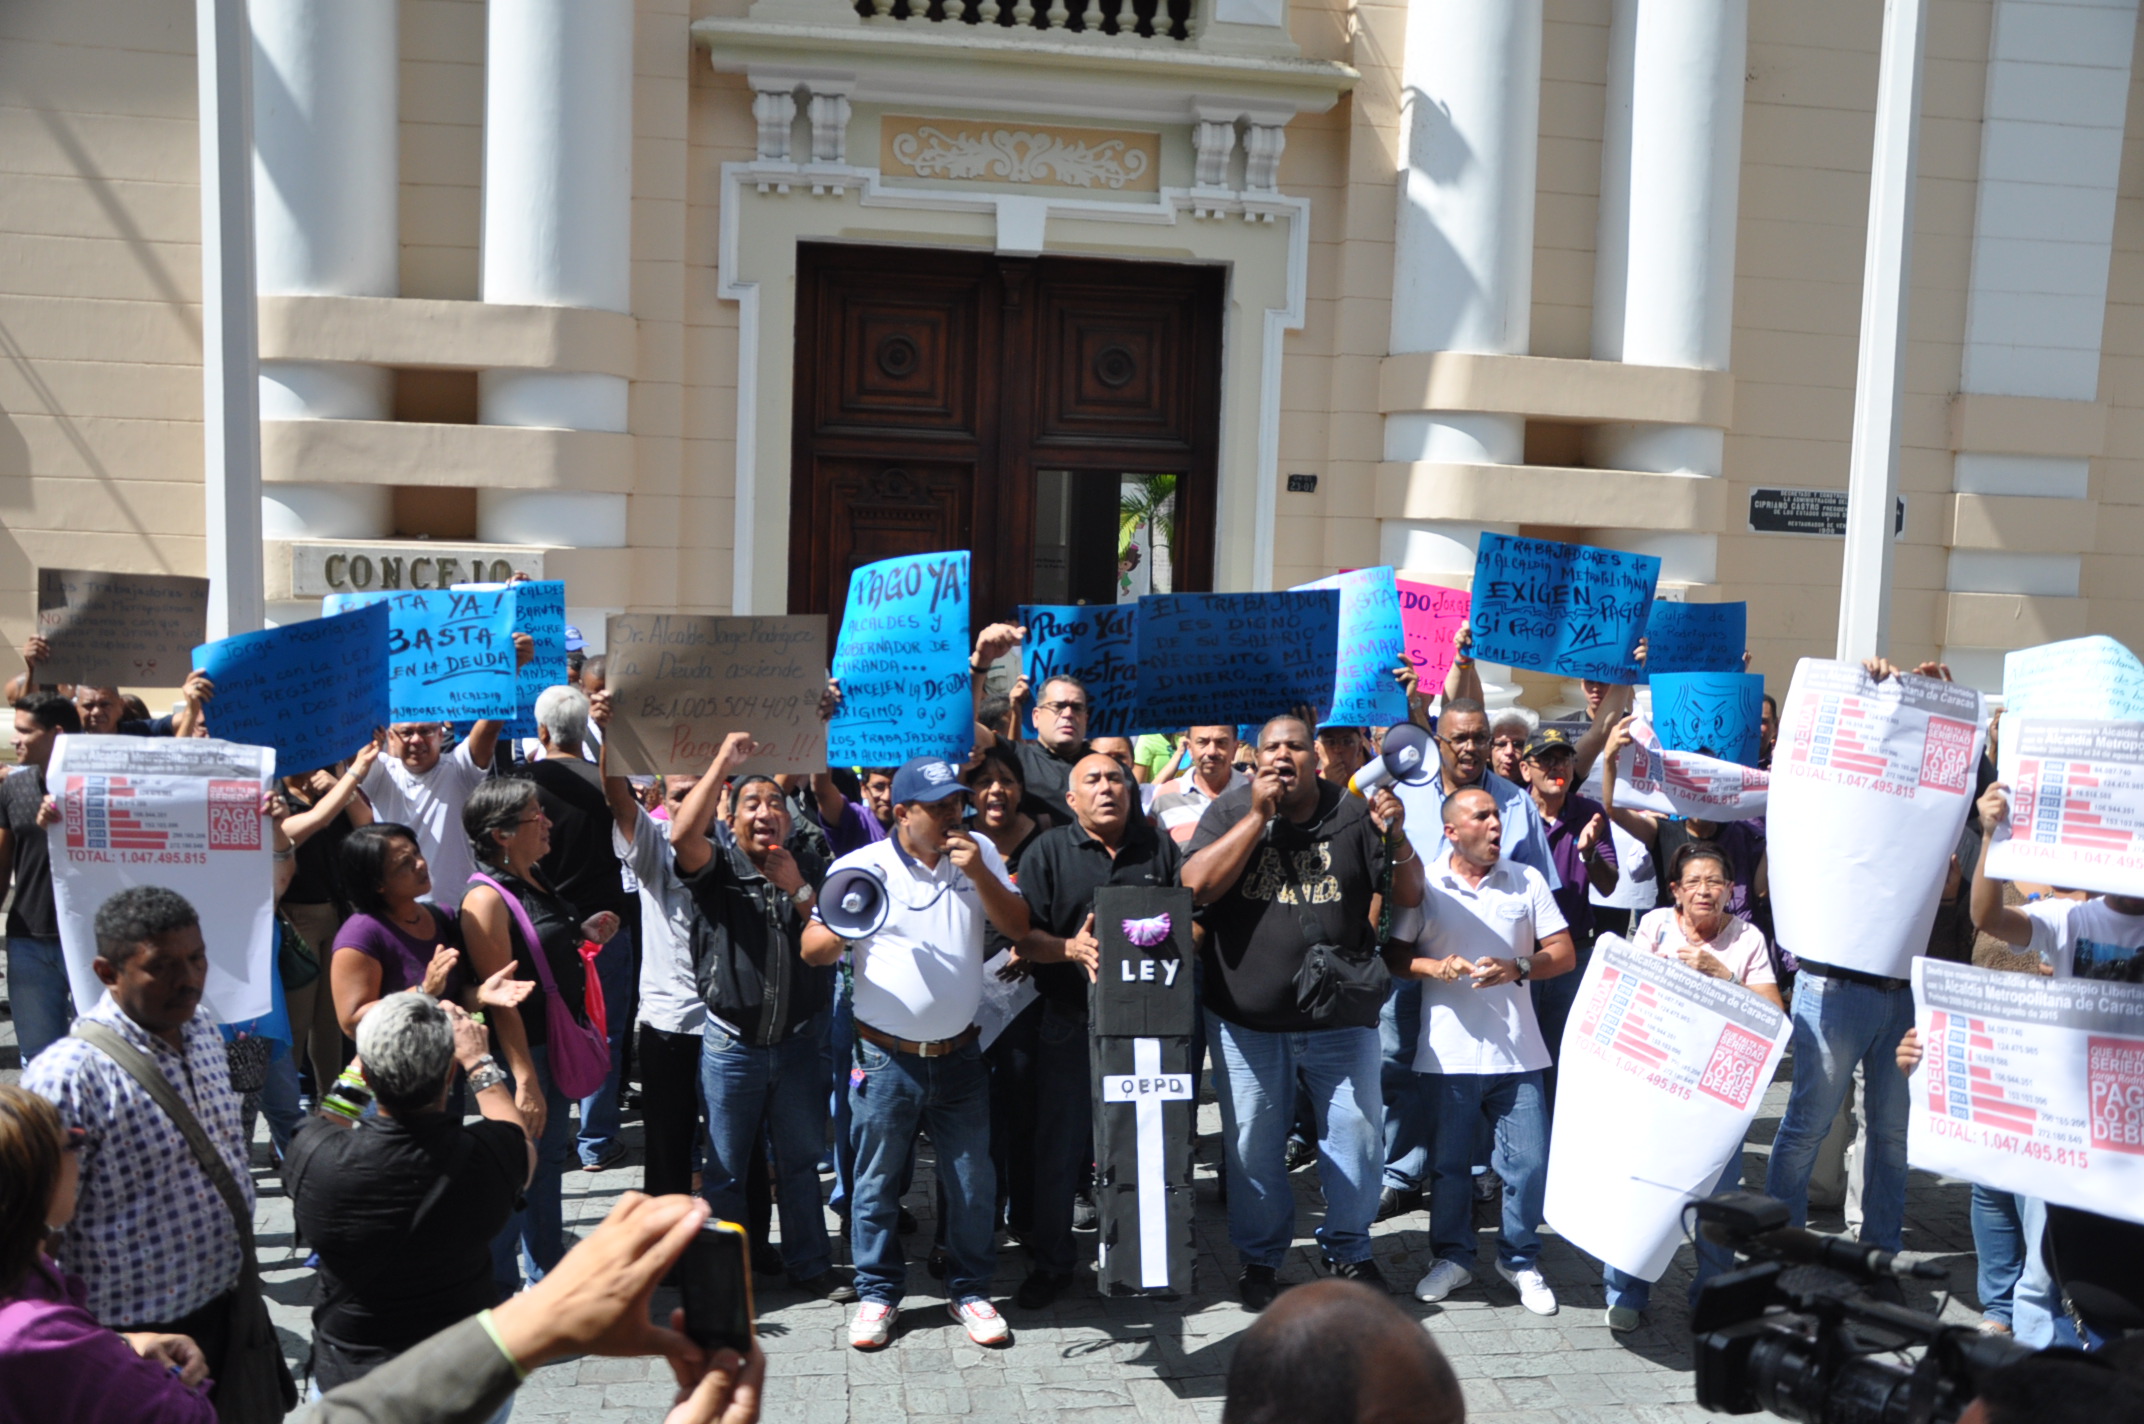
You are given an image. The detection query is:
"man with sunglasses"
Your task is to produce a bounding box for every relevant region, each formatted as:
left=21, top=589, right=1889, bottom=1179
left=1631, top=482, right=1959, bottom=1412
left=970, top=622, right=1093, bottom=823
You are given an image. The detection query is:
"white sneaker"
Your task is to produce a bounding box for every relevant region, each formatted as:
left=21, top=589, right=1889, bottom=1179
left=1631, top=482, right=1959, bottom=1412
left=848, top=1301, right=897, bottom=1350
left=950, top=1297, right=1011, bottom=1346
left=1412, top=1259, right=1473, bottom=1303
left=1496, top=1260, right=1558, bottom=1315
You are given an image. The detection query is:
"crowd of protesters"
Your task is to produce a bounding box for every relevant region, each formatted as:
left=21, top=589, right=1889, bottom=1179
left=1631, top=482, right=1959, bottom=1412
left=1, top=601, right=2141, bottom=1424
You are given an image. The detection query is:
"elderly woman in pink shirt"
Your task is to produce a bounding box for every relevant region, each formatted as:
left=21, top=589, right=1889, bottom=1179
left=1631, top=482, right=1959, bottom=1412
left=1600, top=840, right=1782, bottom=1332
left=0, top=1085, right=214, bottom=1423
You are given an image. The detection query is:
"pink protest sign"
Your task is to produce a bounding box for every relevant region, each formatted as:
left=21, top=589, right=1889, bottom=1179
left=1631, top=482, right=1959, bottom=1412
left=1397, top=580, right=1470, bottom=691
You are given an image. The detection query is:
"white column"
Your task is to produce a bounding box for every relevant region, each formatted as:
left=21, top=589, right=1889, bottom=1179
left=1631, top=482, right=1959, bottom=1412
left=251, top=0, right=398, bottom=541
left=477, top=0, right=634, bottom=548
left=1384, top=0, right=1541, bottom=710
left=200, top=0, right=265, bottom=638
left=1591, top=0, right=1747, bottom=478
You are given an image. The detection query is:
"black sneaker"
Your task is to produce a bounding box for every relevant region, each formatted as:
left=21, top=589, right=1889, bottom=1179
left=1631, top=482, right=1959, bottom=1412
left=793, top=1268, right=859, bottom=1303
left=1015, top=1268, right=1074, bottom=1310
left=1375, top=1186, right=1422, bottom=1222
left=1324, top=1256, right=1390, bottom=1293
left=1071, top=1191, right=1099, bottom=1232
left=1239, top=1264, right=1284, bottom=1311
left=1283, top=1136, right=1315, bottom=1171
left=752, top=1242, right=785, bottom=1278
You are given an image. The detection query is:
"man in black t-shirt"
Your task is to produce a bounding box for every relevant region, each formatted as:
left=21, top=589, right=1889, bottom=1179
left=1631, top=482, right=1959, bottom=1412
left=288, top=992, right=531, bottom=1391
left=1184, top=717, right=1424, bottom=1309
left=1011, top=752, right=1182, bottom=1310
left=1, top=692, right=81, bottom=1063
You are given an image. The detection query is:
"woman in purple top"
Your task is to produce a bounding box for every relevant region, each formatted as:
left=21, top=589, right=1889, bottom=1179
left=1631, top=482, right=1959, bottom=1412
left=0, top=1085, right=215, bottom=1424
left=330, top=823, right=530, bottom=1039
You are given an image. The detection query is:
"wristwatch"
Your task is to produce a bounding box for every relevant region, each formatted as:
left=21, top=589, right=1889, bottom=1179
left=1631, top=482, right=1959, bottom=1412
left=467, top=1055, right=510, bottom=1096
left=791, top=884, right=815, bottom=909
left=1513, top=955, right=1533, bottom=983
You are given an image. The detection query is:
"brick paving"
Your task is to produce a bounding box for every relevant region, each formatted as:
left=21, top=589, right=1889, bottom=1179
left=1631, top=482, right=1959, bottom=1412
left=3, top=1003, right=1984, bottom=1423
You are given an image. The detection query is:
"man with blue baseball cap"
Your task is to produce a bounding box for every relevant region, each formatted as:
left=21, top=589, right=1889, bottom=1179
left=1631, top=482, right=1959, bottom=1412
left=802, top=755, right=1031, bottom=1351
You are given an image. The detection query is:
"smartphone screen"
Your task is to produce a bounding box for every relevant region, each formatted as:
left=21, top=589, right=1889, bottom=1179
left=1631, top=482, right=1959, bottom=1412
left=679, top=1219, right=755, bottom=1353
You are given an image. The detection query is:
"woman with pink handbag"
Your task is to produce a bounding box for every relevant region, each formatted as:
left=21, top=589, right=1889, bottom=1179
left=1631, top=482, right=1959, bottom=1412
left=458, top=777, right=618, bottom=1297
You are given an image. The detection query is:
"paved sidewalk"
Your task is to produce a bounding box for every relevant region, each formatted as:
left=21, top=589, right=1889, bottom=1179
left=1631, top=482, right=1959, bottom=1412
left=3, top=1010, right=1983, bottom=1424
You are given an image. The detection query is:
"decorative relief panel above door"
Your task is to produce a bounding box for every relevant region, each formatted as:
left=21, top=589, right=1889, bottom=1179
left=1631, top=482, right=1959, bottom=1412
left=880, top=115, right=1161, bottom=192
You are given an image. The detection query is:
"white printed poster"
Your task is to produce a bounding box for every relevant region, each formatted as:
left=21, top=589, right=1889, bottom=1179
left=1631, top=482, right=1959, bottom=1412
left=1988, top=717, right=2144, bottom=898
left=46, top=737, right=278, bottom=1025
left=1544, top=936, right=1791, bottom=1281
left=1581, top=717, right=1768, bottom=822
left=1908, top=959, right=2144, bottom=1226
left=1767, top=659, right=1984, bottom=979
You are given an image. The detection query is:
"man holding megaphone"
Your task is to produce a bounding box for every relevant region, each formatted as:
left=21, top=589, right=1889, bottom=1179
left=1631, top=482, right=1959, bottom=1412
left=801, top=757, right=1031, bottom=1354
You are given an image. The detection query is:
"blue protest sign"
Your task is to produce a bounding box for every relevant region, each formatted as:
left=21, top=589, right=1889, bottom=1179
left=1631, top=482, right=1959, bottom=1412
left=1017, top=604, right=1144, bottom=737
left=455, top=579, right=567, bottom=737
left=1468, top=533, right=1659, bottom=683
left=1642, top=600, right=1745, bottom=677
left=1651, top=671, right=1765, bottom=767
left=194, top=604, right=390, bottom=773
left=829, top=552, right=973, bottom=765
left=1135, top=591, right=1339, bottom=729
left=323, top=588, right=518, bottom=722
left=1292, top=568, right=1410, bottom=729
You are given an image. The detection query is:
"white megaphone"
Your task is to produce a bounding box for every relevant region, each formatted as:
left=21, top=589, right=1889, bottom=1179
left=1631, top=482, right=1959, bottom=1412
left=818, top=865, right=890, bottom=939
left=1347, top=721, right=1433, bottom=797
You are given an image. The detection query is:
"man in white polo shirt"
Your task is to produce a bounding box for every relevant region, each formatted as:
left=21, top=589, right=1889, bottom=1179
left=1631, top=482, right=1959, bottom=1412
left=1397, top=786, right=1576, bottom=1316
left=802, top=755, right=1031, bottom=1352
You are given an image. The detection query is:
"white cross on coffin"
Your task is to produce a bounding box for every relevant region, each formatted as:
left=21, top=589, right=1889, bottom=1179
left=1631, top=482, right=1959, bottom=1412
left=1101, top=1037, right=1193, bottom=1288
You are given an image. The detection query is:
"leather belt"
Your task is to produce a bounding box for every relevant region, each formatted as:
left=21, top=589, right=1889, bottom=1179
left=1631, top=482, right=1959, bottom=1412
left=856, top=1021, right=980, bottom=1059
left=1796, top=958, right=1911, bottom=994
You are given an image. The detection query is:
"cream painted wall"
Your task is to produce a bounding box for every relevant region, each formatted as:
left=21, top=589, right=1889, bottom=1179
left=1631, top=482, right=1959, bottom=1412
left=2, top=0, right=2141, bottom=708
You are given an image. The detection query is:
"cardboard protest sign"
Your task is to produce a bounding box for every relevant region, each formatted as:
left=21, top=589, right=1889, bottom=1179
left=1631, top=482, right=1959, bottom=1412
left=604, top=614, right=828, bottom=776
left=1134, top=590, right=1338, bottom=730
left=1017, top=604, right=1143, bottom=737
left=1909, top=959, right=2144, bottom=1227
left=2005, top=635, right=2144, bottom=722
left=1651, top=671, right=1765, bottom=767
left=1987, top=717, right=2144, bottom=897
left=1396, top=580, right=1470, bottom=691
left=1468, top=534, right=1658, bottom=683
left=1292, top=568, right=1409, bottom=729
left=193, top=604, right=389, bottom=774
left=1768, top=659, right=1985, bottom=979
left=323, top=588, right=519, bottom=723
left=454, top=579, right=567, bottom=738
left=47, top=736, right=278, bottom=1024
left=36, top=568, right=209, bottom=688
left=1581, top=718, right=1768, bottom=822
left=1642, top=601, right=1746, bottom=676
left=1545, top=935, right=1791, bottom=1281
left=829, top=552, right=972, bottom=765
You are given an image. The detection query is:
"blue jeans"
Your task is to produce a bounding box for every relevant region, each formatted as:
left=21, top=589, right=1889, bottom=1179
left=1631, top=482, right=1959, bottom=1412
left=1972, top=1185, right=2027, bottom=1327
left=1763, top=971, right=1913, bottom=1251
left=829, top=979, right=855, bottom=1216
left=6, top=935, right=74, bottom=1066
left=1531, top=942, right=1590, bottom=1110
left=493, top=1043, right=576, bottom=1295
left=1379, top=982, right=1433, bottom=1191
left=2011, top=1195, right=2072, bottom=1347
left=1601, top=1159, right=1737, bottom=1312
left=577, top=928, right=635, bottom=1166
left=700, top=1010, right=833, bottom=1281
left=256, top=1049, right=306, bottom=1159
left=1212, top=1018, right=1383, bottom=1268
left=1427, top=1069, right=1547, bottom=1270
left=848, top=1036, right=997, bottom=1305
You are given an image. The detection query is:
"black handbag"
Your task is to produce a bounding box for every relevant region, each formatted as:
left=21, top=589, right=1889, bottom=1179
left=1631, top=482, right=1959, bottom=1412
left=1281, top=838, right=1389, bottom=1030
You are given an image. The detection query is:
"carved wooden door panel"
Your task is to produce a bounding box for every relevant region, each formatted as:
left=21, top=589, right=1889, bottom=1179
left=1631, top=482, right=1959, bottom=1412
left=790, top=244, right=1222, bottom=633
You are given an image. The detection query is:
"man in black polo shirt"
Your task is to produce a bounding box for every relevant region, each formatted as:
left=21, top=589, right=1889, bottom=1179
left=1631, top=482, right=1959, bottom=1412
left=970, top=620, right=1092, bottom=823
left=1185, top=716, right=1424, bottom=1309
left=1011, top=751, right=1181, bottom=1309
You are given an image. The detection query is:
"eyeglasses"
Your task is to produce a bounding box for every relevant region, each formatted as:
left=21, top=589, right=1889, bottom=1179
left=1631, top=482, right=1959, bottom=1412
left=392, top=726, right=441, bottom=741
left=514, top=812, right=546, bottom=828
left=1039, top=700, right=1089, bottom=715
left=1440, top=731, right=1490, bottom=747
left=1679, top=876, right=1730, bottom=890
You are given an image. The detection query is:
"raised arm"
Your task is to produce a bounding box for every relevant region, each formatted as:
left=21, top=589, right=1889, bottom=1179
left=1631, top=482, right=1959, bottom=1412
left=284, top=737, right=382, bottom=845
left=1443, top=623, right=1483, bottom=706
left=1570, top=682, right=1635, bottom=785
left=669, top=732, right=758, bottom=875
left=1183, top=769, right=1283, bottom=906
left=969, top=621, right=1025, bottom=746
left=1970, top=782, right=2033, bottom=947
left=463, top=632, right=536, bottom=771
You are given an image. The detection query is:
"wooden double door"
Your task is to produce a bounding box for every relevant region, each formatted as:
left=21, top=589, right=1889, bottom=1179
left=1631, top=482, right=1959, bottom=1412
left=788, top=243, right=1224, bottom=632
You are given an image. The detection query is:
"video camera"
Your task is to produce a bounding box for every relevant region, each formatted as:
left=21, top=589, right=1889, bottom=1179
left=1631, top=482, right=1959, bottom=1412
left=1691, top=1191, right=2032, bottom=1423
